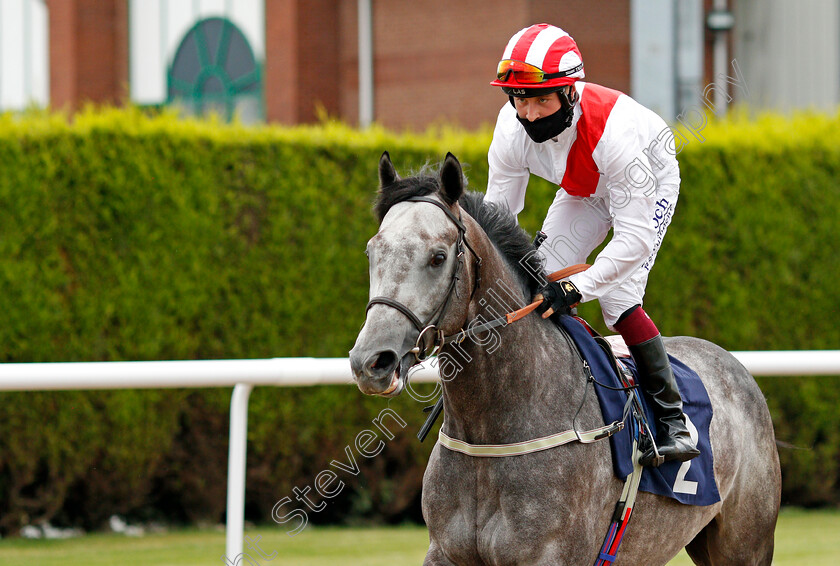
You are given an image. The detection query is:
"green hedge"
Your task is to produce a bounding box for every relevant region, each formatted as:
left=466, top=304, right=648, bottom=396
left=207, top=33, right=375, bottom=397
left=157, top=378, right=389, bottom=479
left=651, top=113, right=840, bottom=507
left=0, top=108, right=837, bottom=534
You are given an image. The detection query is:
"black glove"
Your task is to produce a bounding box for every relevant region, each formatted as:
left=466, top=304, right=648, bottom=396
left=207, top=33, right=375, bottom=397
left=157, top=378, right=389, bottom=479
left=538, top=280, right=582, bottom=318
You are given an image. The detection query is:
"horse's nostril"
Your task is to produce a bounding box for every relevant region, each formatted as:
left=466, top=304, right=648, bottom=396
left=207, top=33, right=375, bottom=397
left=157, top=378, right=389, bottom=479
left=370, top=350, right=397, bottom=372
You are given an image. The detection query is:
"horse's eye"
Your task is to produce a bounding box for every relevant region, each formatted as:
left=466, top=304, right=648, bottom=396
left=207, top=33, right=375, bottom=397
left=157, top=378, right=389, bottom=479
left=430, top=251, right=447, bottom=267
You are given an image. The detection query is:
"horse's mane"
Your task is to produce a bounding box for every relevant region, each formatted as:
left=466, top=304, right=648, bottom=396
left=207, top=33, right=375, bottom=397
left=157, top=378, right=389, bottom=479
left=374, top=164, right=545, bottom=298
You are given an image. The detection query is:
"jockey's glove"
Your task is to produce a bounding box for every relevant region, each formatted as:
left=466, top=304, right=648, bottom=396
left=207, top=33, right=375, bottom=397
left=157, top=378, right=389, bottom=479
left=537, top=280, right=582, bottom=319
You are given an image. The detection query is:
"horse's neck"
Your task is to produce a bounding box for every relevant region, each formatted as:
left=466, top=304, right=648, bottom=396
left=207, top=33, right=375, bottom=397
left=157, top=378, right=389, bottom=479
left=439, top=246, right=590, bottom=444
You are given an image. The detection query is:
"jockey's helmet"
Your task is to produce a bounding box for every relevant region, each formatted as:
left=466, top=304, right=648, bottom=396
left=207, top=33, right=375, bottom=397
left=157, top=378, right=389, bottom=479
left=491, top=23, right=585, bottom=98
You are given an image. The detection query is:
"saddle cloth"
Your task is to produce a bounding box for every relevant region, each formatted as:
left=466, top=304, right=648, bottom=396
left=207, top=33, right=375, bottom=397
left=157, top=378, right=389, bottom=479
left=558, top=315, right=721, bottom=507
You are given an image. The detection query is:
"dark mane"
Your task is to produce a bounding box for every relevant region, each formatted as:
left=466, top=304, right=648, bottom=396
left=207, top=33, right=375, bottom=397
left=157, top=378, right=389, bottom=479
left=459, top=192, right=545, bottom=296
left=374, top=164, right=545, bottom=298
left=374, top=163, right=439, bottom=222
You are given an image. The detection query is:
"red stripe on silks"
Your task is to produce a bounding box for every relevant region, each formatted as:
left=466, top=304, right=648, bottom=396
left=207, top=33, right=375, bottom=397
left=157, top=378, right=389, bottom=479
left=561, top=83, right=621, bottom=197
left=509, top=26, right=543, bottom=61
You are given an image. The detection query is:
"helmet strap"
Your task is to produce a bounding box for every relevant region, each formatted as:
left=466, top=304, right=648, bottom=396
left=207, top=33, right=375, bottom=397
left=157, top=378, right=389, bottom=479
left=559, top=85, right=579, bottom=107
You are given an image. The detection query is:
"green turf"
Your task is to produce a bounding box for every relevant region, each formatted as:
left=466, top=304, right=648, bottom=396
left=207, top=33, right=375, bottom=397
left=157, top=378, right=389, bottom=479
left=0, top=508, right=836, bottom=565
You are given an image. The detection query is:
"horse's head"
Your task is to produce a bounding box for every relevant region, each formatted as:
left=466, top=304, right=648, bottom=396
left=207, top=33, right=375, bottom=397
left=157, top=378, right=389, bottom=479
left=349, top=152, right=478, bottom=397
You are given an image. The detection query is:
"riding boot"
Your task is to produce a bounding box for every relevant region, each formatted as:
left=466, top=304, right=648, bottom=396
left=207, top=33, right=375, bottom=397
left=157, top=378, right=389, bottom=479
left=628, top=335, right=701, bottom=467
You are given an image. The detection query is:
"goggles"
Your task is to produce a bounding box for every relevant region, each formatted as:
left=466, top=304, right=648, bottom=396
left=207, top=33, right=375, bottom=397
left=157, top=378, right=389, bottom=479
left=496, top=59, right=583, bottom=84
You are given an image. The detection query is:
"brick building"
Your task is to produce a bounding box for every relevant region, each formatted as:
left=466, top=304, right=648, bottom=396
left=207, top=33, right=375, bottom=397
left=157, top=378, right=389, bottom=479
left=41, top=0, right=638, bottom=130
left=6, top=1, right=836, bottom=130
left=47, top=0, right=128, bottom=111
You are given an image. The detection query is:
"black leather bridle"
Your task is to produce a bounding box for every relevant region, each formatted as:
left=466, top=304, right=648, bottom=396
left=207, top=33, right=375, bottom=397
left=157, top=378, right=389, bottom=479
left=364, top=196, right=481, bottom=362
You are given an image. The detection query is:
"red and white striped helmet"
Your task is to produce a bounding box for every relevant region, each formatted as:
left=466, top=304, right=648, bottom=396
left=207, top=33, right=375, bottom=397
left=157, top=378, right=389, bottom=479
left=491, top=24, right=585, bottom=93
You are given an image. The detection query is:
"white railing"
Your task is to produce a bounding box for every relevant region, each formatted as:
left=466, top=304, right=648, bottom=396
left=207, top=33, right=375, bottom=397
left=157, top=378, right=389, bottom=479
left=0, top=357, right=439, bottom=561
left=0, top=351, right=838, bottom=561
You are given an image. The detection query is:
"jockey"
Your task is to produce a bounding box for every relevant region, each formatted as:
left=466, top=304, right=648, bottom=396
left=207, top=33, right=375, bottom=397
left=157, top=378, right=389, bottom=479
left=485, top=23, right=699, bottom=467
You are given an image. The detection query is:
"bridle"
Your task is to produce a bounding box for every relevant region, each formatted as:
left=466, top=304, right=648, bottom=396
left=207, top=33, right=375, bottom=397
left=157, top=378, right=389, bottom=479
left=365, top=196, right=482, bottom=362
left=364, top=194, right=593, bottom=445
left=365, top=195, right=591, bottom=365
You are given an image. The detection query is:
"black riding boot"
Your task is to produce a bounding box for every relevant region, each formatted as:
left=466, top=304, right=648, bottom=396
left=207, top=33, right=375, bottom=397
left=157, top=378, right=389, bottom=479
left=629, top=335, right=700, bottom=467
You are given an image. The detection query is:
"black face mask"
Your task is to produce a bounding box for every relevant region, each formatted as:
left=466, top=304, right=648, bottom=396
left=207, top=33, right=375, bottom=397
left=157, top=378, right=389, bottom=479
left=510, top=88, right=579, bottom=143
left=516, top=104, right=575, bottom=143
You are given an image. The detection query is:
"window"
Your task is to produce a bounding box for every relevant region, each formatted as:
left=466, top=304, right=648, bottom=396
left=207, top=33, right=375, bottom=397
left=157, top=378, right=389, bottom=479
left=168, top=17, right=263, bottom=122
left=0, top=0, right=48, bottom=110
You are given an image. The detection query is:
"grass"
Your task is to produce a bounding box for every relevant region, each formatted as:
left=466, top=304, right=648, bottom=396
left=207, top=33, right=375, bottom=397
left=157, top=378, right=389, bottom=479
left=0, top=508, right=837, bottom=565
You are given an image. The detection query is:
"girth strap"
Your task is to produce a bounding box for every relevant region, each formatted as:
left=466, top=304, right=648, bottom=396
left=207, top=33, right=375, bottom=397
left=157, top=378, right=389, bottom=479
left=438, top=421, right=623, bottom=457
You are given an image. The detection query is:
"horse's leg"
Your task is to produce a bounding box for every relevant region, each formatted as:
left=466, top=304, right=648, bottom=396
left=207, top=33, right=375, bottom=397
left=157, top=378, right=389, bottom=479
left=683, top=526, right=713, bottom=565
left=685, top=460, right=779, bottom=566
left=685, top=513, right=776, bottom=565
left=669, top=339, right=781, bottom=566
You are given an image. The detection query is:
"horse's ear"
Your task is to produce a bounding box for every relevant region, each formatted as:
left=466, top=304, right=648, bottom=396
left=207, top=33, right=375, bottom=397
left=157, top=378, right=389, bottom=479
left=439, top=152, right=464, bottom=205
left=379, top=151, right=400, bottom=188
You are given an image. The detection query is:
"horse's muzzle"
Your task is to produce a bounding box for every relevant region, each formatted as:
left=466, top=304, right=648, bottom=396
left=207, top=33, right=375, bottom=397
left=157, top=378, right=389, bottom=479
left=349, top=348, right=405, bottom=396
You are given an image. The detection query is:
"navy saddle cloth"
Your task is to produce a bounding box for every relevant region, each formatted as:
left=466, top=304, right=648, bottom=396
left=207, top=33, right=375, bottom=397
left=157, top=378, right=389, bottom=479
left=558, top=315, right=721, bottom=507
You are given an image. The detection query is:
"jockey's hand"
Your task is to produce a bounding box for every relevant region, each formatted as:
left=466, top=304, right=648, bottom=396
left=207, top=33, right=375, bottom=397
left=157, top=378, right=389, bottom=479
left=536, top=280, right=582, bottom=319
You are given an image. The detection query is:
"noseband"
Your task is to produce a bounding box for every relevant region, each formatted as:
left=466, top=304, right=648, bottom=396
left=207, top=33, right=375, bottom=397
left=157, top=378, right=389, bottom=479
left=365, top=196, right=481, bottom=361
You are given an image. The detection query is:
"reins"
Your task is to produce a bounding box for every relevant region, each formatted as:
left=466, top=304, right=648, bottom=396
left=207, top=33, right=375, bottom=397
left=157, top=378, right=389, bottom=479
left=364, top=196, right=614, bottom=447
left=367, top=196, right=593, bottom=367
left=434, top=263, right=591, bottom=353
left=367, top=195, right=644, bottom=563
left=416, top=263, right=592, bottom=442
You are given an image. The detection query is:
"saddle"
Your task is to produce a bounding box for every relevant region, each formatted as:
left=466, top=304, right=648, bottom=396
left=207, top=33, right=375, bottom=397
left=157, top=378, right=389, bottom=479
left=558, top=314, right=721, bottom=507
left=553, top=315, right=721, bottom=565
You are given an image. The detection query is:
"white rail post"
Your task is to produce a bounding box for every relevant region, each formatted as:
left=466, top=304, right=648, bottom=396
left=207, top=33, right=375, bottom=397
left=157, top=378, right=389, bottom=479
left=224, top=383, right=254, bottom=563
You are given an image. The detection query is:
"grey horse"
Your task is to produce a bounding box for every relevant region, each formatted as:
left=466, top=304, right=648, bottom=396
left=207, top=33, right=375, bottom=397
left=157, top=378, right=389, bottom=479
left=349, top=153, right=781, bottom=565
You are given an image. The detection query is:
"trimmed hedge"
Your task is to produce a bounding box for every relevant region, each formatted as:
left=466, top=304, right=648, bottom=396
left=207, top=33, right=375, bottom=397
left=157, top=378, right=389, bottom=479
left=0, top=107, right=837, bottom=534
